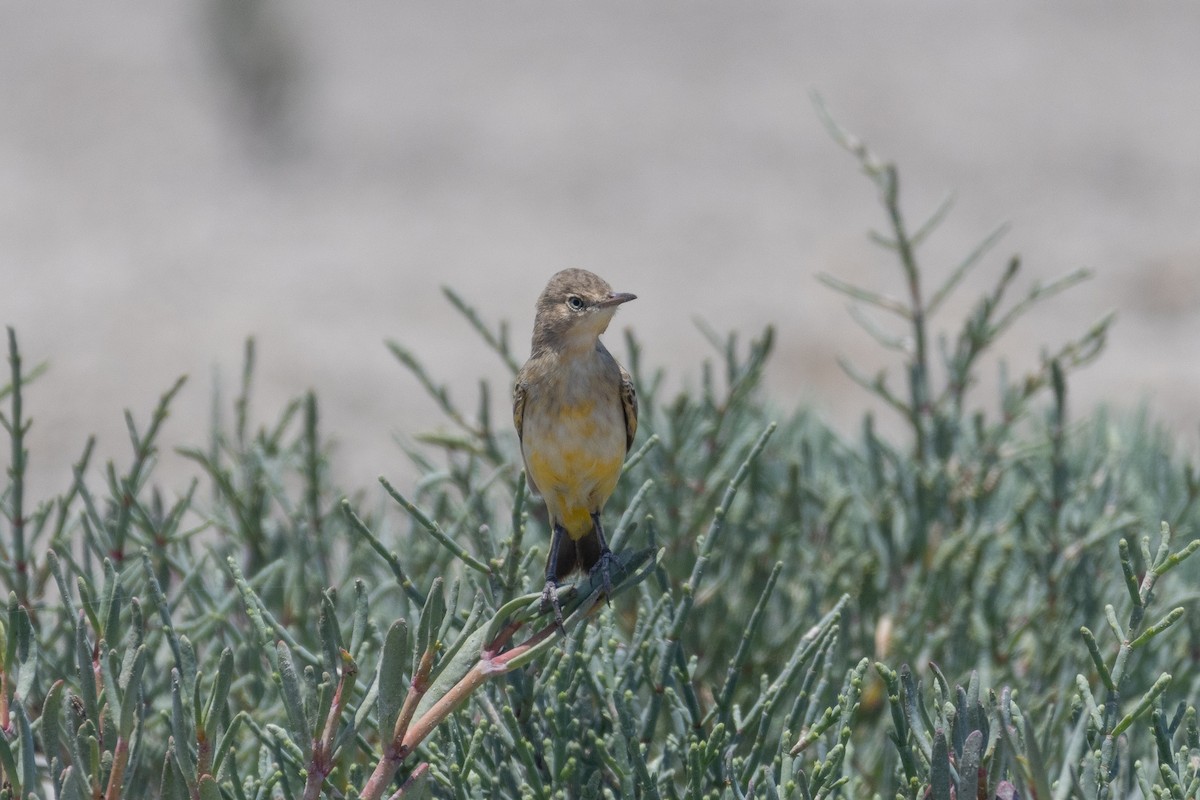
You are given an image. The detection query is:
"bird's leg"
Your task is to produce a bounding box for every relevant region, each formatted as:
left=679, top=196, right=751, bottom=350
left=589, top=512, right=616, bottom=598
left=543, top=524, right=567, bottom=634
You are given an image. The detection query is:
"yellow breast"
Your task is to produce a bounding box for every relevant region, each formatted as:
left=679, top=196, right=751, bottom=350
left=522, top=399, right=626, bottom=539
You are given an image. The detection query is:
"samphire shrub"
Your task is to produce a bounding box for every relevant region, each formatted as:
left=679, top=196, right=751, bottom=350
left=2, top=107, right=1198, bottom=800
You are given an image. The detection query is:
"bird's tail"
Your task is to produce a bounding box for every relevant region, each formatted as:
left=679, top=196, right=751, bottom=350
left=552, top=526, right=604, bottom=581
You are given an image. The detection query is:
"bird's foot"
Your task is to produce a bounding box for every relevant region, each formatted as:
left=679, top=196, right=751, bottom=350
left=542, top=578, right=566, bottom=635
left=589, top=548, right=617, bottom=601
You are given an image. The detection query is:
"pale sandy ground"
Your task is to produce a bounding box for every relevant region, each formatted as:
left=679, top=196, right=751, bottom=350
left=3, top=3, right=1199, bottom=502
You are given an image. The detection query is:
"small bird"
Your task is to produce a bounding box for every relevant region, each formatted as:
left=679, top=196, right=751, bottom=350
left=513, top=269, right=638, bottom=628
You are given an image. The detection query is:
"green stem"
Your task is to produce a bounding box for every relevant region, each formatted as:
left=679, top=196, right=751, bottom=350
left=880, top=167, right=931, bottom=465
left=380, top=477, right=492, bottom=575
left=6, top=327, right=28, bottom=604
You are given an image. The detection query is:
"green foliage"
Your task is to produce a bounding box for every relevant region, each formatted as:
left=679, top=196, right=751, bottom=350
left=2, top=110, right=1199, bottom=799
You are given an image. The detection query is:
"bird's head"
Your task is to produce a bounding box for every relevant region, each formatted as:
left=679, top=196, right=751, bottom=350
left=532, top=268, right=636, bottom=353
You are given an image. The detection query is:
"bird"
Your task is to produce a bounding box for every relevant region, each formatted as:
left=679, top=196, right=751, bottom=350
left=513, top=268, right=638, bottom=629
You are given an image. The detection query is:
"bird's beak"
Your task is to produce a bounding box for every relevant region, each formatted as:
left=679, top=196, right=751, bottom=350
left=597, top=292, right=637, bottom=309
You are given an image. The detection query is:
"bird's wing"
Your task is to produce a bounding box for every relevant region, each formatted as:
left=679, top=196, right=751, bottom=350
left=513, top=379, right=540, bottom=495
left=619, top=365, right=638, bottom=453
left=512, top=381, right=526, bottom=443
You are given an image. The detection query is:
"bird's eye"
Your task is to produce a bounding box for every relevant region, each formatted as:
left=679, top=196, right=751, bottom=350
left=567, top=295, right=585, bottom=311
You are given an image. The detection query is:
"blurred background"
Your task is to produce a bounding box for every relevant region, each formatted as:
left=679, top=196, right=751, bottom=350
left=3, top=2, right=1198, bottom=500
